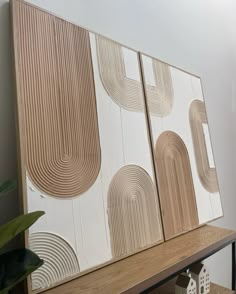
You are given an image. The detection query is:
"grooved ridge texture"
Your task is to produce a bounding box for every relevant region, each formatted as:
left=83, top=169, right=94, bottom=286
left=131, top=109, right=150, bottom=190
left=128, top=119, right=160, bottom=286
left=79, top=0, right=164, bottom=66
left=13, top=0, right=101, bottom=198
left=155, top=131, right=199, bottom=240
left=189, top=100, right=219, bottom=193
left=144, top=57, right=174, bottom=117
left=29, top=232, right=80, bottom=291
left=107, top=165, right=163, bottom=257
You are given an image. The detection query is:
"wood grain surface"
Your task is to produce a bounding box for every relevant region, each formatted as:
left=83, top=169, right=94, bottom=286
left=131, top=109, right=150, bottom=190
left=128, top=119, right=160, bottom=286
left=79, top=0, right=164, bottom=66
left=12, top=0, right=101, bottom=198
left=155, top=131, right=199, bottom=240
left=189, top=100, right=219, bottom=193
left=43, top=226, right=236, bottom=294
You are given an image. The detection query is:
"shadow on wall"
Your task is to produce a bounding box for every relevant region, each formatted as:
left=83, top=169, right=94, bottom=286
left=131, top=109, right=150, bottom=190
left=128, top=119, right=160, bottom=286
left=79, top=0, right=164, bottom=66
left=0, top=1, right=19, bottom=231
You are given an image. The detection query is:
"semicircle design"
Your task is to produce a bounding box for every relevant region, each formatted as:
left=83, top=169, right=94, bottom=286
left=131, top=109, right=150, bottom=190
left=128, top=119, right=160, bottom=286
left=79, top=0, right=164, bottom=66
left=29, top=232, right=80, bottom=290
left=189, top=100, right=219, bottom=193
left=155, top=131, right=199, bottom=240
left=107, top=165, right=163, bottom=258
left=143, top=56, right=174, bottom=117
left=14, top=1, right=101, bottom=197
left=96, top=35, right=145, bottom=112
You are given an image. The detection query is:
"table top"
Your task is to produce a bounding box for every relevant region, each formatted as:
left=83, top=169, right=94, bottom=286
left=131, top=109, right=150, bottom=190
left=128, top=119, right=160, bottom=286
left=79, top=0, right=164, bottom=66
left=43, top=225, right=236, bottom=294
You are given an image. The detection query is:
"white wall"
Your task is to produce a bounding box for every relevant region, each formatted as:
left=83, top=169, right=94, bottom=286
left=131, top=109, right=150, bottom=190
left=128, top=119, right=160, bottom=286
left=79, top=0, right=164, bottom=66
left=1, top=0, right=235, bottom=289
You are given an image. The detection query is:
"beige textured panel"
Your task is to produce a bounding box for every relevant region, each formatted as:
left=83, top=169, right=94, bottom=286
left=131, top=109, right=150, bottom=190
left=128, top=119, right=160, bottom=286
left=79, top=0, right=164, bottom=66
left=155, top=131, right=199, bottom=240
left=29, top=232, right=80, bottom=291
left=96, top=35, right=145, bottom=112
left=142, top=56, right=174, bottom=117
left=12, top=0, right=101, bottom=197
left=189, top=100, right=219, bottom=193
left=107, top=165, right=163, bottom=258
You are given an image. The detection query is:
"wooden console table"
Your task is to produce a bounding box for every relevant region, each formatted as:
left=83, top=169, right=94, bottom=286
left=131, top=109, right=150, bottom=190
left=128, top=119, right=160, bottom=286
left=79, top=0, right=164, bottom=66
left=44, top=225, right=236, bottom=294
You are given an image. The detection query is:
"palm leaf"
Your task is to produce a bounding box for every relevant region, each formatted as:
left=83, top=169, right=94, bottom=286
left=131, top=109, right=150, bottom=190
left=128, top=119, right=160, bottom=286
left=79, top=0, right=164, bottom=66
left=0, top=248, right=43, bottom=293
left=0, top=180, right=17, bottom=197
left=0, top=211, right=45, bottom=249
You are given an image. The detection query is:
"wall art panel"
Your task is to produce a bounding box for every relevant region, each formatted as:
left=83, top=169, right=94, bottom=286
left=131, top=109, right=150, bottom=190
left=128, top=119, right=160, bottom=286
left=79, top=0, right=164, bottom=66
left=12, top=0, right=163, bottom=292
left=141, top=54, right=223, bottom=239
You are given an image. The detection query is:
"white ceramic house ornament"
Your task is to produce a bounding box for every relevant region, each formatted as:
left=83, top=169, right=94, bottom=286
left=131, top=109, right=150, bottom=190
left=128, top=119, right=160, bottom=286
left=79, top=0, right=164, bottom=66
left=175, top=273, right=197, bottom=294
left=190, top=263, right=210, bottom=294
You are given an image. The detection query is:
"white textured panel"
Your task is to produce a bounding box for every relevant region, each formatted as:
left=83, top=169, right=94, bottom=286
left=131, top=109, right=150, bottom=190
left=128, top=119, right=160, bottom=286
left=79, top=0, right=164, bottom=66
left=121, top=109, right=154, bottom=180
left=141, top=55, right=156, bottom=86
left=122, top=47, right=140, bottom=81
left=168, top=68, right=214, bottom=224
left=90, top=31, right=163, bottom=261
left=203, top=123, right=215, bottom=168
left=148, top=64, right=221, bottom=224
left=90, top=32, right=124, bottom=257
left=27, top=177, right=77, bottom=251
left=72, top=173, right=111, bottom=271
left=191, top=75, right=204, bottom=100
left=210, top=193, right=223, bottom=219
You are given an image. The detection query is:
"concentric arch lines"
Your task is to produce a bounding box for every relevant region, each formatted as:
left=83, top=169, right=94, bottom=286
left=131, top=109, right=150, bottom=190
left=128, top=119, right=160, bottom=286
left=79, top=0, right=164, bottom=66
left=96, top=35, right=145, bottom=112
left=96, top=35, right=173, bottom=117
left=107, top=165, right=163, bottom=258
left=29, top=232, right=80, bottom=290
left=155, top=131, right=199, bottom=240
left=13, top=0, right=101, bottom=197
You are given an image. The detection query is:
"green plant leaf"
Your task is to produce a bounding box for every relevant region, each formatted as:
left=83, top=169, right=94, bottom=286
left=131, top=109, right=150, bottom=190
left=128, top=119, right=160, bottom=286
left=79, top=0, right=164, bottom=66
left=0, top=211, right=45, bottom=249
left=0, top=248, right=43, bottom=293
left=0, top=180, right=17, bottom=197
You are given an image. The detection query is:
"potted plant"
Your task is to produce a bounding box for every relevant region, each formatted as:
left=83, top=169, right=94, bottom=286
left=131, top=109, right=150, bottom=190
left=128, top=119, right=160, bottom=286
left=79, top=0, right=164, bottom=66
left=0, top=180, right=44, bottom=294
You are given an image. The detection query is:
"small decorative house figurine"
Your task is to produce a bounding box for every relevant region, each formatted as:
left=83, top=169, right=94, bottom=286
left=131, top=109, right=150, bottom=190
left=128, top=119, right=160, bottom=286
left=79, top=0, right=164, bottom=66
left=190, top=263, right=210, bottom=294
left=175, top=273, right=197, bottom=294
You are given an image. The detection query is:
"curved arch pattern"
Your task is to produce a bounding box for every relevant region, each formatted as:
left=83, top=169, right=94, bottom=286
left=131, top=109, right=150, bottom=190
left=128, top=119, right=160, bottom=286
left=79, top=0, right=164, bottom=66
left=189, top=100, right=219, bottom=193
left=155, top=131, right=199, bottom=240
left=96, top=35, right=145, bottom=112
left=29, top=232, right=80, bottom=290
left=13, top=1, right=101, bottom=197
left=142, top=56, right=174, bottom=117
left=107, top=165, right=163, bottom=257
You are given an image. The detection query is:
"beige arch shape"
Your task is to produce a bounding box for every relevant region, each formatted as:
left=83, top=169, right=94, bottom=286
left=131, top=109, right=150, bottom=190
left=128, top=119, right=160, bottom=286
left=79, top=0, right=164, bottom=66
left=29, top=232, right=80, bottom=290
left=13, top=0, right=101, bottom=197
left=107, top=165, right=163, bottom=258
left=155, top=131, right=199, bottom=240
left=189, top=100, right=219, bottom=193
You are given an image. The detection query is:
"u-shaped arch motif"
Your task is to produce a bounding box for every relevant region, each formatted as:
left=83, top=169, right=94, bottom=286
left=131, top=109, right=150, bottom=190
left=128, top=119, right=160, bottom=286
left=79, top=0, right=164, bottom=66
left=155, top=131, right=199, bottom=240
left=107, top=165, right=163, bottom=257
left=189, top=100, right=219, bottom=193
left=14, top=0, right=101, bottom=198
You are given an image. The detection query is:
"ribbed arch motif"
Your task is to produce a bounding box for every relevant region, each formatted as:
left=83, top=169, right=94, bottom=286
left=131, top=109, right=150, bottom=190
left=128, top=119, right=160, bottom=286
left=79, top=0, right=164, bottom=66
left=96, top=35, right=174, bottom=117
left=107, top=165, right=163, bottom=257
left=29, top=232, right=80, bottom=290
left=96, top=35, right=145, bottom=112
left=13, top=0, right=101, bottom=197
left=142, top=55, right=174, bottom=117
left=189, top=100, right=219, bottom=193
left=155, top=131, right=199, bottom=239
